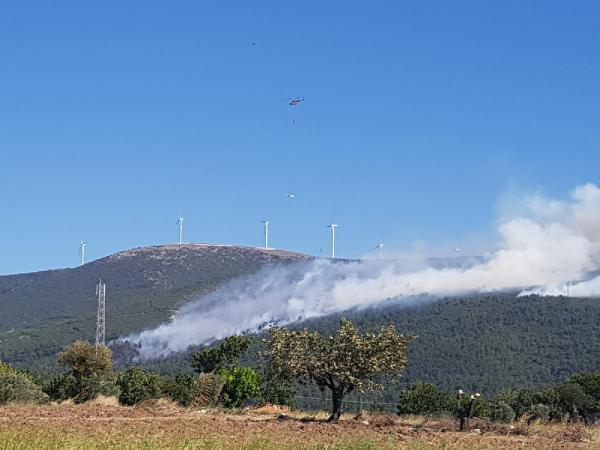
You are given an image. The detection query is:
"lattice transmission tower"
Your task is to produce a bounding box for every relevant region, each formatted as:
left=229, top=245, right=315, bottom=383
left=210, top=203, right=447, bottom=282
left=95, top=279, right=106, bottom=346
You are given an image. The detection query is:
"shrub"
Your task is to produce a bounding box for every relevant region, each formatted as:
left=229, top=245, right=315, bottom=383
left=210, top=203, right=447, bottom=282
left=0, top=360, right=17, bottom=375
left=74, top=374, right=120, bottom=404
left=58, top=341, right=113, bottom=380
left=260, top=366, right=296, bottom=407
left=44, top=372, right=79, bottom=401
left=495, top=389, right=541, bottom=419
left=0, top=372, right=48, bottom=405
left=191, top=373, right=225, bottom=407
left=527, top=403, right=551, bottom=423
left=192, top=336, right=253, bottom=373
left=568, top=373, right=600, bottom=404
left=491, top=401, right=516, bottom=422
left=117, top=366, right=164, bottom=406
left=219, top=367, right=261, bottom=408
left=549, top=383, right=595, bottom=419
left=164, top=374, right=197, bottom=406
left=397, top=382, right=455, bottom=416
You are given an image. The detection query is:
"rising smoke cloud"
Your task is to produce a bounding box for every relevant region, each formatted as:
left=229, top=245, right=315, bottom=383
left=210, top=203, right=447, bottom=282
left=124, top=183, right=600, bottom=360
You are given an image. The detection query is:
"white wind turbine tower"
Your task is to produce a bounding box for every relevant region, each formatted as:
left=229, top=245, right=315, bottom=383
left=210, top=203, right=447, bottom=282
left=79, top=240, right=87, bottom=266
left=328, top=222, right=339, bottom=259
left=375, top=242, right=384, bottom=259
left=176, top=212, right=184, bottom=245
left=260, top=220, right=271, bottom=249
left=454, top=245, right=462, bottom=258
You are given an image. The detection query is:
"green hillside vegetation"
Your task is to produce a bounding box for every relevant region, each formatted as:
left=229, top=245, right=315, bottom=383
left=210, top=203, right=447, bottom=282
left=0, top=244, right=310, bottom=372
left=2, top=245, right=600, bottom=401
left=144, top=293, right=600, bottom=404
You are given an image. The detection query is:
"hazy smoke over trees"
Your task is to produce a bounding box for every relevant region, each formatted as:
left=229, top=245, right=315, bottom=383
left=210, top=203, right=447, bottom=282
left=124, top=183, right=600, bottom=359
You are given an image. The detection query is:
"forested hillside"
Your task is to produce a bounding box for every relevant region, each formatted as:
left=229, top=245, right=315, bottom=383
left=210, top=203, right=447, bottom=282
left=144, top=293, right=600, bottom=402
left=0, top=244, right=310, bottom=372
left=3, top=245, right=600, bottom=400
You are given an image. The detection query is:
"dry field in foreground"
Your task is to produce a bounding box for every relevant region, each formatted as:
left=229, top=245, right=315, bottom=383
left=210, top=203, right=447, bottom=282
left=1, top=400, right=599, bottom=449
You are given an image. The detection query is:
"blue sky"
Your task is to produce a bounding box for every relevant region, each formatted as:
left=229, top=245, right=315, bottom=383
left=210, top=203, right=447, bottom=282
left=1, top=1, right=599, bottom=274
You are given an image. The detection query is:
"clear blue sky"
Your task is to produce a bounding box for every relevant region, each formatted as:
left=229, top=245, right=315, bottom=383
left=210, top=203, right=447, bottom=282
left=1, top=1, right=599, bottom=274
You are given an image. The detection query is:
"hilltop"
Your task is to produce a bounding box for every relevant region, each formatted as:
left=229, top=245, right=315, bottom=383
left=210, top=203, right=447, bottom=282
left=0, top=244, right=310, bottom=372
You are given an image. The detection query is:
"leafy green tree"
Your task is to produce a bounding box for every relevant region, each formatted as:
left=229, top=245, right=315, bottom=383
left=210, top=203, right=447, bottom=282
left=75, top=373, right=120, bottom=404
left=0, top=360, right=17, bottom=375
left=265, top=319, right=414, bottom=423
left=495, top=389, right=540, bottom=418
left=260, top=365, right=296, bottom=407
left=0, top=371, right=48, bottom=405
left=192, top=336, right=253, bottom=373
left=397, top=381, right=455, bottom=415
left=117, top=366, right=164, bottom=406
left=527, top=403, right=551, bottom=423
left=44, top=372, right=79, bottom=401
left=568, top=373, right=600, bottom=405
left=164, top=374, right=197, bottom=406
left=219, top=367, right=261, bottom=408
left=58, top=341, right=113, bottom=380
left=549, top=382, right=595, bottom=419
left=490, top=401, right=516, bottom=422
left=56, top=341, right=117, bottom=403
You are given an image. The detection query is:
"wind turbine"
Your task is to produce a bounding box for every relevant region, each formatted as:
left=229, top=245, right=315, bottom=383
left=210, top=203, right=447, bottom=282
left=375, top=242, right=384, bottom=259
left=260, top=220, right=271, bottom=249
left=79, top=241, right=87, bottom=266
left=328, top=222, right=339, bottom=259
left=454, top=245, right=461, bottom=258
left=176, top=212, right=184, bottom=245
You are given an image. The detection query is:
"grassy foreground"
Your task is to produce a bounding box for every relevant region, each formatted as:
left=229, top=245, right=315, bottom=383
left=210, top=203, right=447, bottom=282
left=1, top=400, right=599, bottom=449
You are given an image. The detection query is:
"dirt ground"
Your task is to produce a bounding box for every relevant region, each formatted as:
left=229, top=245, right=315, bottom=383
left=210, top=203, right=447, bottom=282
left=1, top=401, right=599, bottom=449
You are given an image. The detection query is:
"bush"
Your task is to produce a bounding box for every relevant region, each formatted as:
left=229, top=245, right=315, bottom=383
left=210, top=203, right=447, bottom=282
left=219, top=367, right=261, bottom=408
left=0, top=372, right=48, bottom=405
left=260, top=367, right=296, bottom=407
left=74, top=374, right=120, bottom=404
left=568, top=373, right=600, bottom=404
left=495, top=389, right=539, bottom=419
left=527, top=403, right=551, bottom=423
left=44, top=372, right=79, bottom=401
left=549, top=383, right=595, bottom=419
left=117, top=366, right=164, bottom=406
left=58, top=341, right=113, bottom=380
left=191, top=373, right=225, bottom=407
left=0, top=360, right=17, bottom=375
left=164, top=374, right=197, bottom=406
left=397, top=382, right=455, bottom=416
left=491, top=401, right=516, bottom=422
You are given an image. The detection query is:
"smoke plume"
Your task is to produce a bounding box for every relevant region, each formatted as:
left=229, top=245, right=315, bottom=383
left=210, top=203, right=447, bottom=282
left=124, top=183, right=600, bottom=360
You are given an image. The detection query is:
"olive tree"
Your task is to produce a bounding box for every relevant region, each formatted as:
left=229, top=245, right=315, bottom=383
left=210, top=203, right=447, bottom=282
left=264, top=319, right=414, bottom=423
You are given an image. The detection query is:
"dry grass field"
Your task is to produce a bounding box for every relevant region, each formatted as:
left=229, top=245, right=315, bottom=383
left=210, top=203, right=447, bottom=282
left=1, top=399, right=599, bottom=449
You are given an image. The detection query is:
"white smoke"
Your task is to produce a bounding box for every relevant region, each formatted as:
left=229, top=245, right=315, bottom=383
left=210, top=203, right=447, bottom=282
left=124, top=183, right=600, bottom=360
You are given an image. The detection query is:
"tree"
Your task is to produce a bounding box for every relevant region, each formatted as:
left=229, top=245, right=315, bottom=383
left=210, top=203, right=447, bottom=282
left=265, top=319, right=414, bottom=423
left=219, top=367, right=261, bottom=408
left=56, top=341, right=117, bottom=403
left=192, top=336, right=253, bottom=373
left=0, top=371, right=48, bottom=405
left=58, top=341, right=113, bottom=380
left=117, top=366, right=164, bottom=406
left=260, top=365, right=296, bottom=407
left=397, top=381, right=455, bottom=415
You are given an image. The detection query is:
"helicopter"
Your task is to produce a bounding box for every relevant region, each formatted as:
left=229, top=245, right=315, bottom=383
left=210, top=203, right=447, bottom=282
left=288, top=97, right=304, bottom=106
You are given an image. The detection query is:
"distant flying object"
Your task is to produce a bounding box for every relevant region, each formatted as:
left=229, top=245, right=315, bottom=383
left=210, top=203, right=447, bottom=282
left=286, top=193, right=295, bottom=206
left=375, top=242, right=384, bottom=259
left=288, top=97, right=304, bottom=107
